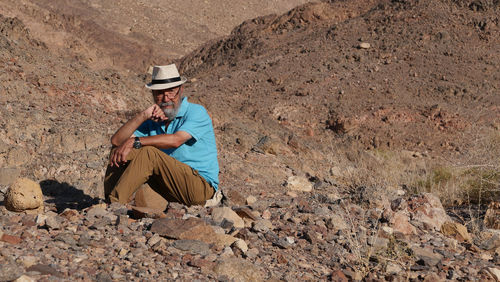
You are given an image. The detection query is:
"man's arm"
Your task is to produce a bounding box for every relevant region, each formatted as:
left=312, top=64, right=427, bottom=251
left=109, top=131, right=192, bottom=167
left=111, top=104, right=167, bottom=147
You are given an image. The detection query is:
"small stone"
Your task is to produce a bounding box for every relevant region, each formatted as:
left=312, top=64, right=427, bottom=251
left=359, top=42, right=371, bottom=49
left=35, top=214, right=47, bottom=226
left=172, top=240, right=210, bottom=256
left=232, top=206, right=257, bottom=221
left=441, top=221, right=472, bottom=242
left=286, top=176, right=313, bottom=192
left=380, top=226, right=393, bottom=237
left=231, top=239, right=248, bottom=254
left=391, top=211, right=416, bottom=235
left=486, top=267, right=500, bottom=281
left=261, top=210, right=271, bottom=220
left=221, top=246, right=234, bottom=257
left=147, top=234, right=162, bottom=247
left=211, top=207, right=244, bottom=229
left=45, top=213, right=62, bottom=230
left=479, top=230, right=500, bottom=250
left=13, top=275, right=36, bottom=282
left=26, top=264, right=63, bottom=278
left=252, top=219, right=273, bottom=232
left=1, top=234, right=22, bottom=244
left=0, top=262, right=23, bottom=281
left=412, top=246, right=443, bottom=267
left=386, top=262, right=402, bottom=274
left=245, top=196, right=257, bottom=205
left=5, top=178, right=44, bottom=212
left=17, top=256, right=37, bottom=268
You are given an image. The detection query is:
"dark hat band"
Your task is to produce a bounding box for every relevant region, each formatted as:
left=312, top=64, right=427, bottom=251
left=151, top=77, right=182, bottom=84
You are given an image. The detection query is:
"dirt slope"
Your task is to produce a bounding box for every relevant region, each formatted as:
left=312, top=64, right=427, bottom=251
left=0, top=0, right=311, bottom=72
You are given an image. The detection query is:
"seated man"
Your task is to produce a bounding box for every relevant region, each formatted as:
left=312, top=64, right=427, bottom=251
left=104, top=64, right=219, bottom=207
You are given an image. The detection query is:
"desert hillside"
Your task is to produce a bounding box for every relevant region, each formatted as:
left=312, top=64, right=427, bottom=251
left=0, top=0, right=499, bottom=280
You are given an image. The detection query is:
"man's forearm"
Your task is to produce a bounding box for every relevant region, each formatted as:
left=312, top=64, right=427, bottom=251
left=110, top=112, right=147, bottom=146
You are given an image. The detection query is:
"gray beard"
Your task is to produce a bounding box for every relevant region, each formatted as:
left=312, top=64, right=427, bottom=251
left=160, top=102, right=179, bottom=120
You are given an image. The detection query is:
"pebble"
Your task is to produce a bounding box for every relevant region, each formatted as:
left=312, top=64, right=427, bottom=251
left=359, top=42, right=371, bottom=49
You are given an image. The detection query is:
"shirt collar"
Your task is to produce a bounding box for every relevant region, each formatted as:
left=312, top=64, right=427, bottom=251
left=175, top=97, right=189, bottom=118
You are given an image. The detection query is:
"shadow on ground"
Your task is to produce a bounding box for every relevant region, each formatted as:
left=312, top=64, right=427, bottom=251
left=40, top=180, right=101, bottom=213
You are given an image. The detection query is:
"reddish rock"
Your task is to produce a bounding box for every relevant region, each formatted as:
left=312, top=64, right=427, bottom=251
left=391, top=211, right=416, bottom=235
left=407, top=193, right=450, bottom=231
left=1, top=234, right=22, bottom=244
left=330, top=270, right=348, bottom=282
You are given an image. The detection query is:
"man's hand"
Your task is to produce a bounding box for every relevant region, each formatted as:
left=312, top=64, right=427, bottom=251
left=143, top=104, right=168, bottom=123
left=110, top=138, right=134, bottom=167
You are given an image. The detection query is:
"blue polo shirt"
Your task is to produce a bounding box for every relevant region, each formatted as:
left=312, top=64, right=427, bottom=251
left=133, top=97, right=219, bottom=190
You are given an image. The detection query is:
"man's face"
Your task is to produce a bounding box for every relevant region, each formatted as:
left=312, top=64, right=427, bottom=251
left=152, top=86, right=182, bottom=120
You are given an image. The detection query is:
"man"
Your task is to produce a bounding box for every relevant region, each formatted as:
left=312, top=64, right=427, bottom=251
left=104, top=64, right=219, bottom=207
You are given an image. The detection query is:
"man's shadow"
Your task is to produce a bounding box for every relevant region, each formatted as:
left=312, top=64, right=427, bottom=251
left=40, top=180, right=102, bottom=213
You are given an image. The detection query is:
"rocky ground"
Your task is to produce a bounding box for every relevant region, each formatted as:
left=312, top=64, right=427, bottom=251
left=0, top=0, right=500, bottom=280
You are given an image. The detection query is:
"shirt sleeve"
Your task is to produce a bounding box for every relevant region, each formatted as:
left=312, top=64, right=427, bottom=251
left=133, top=120, right=152, bottom=137
left=177, top=105, right=212, bottom=142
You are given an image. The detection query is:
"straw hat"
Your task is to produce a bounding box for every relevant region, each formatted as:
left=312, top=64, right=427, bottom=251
left=145, top=64, right=187, bottom=90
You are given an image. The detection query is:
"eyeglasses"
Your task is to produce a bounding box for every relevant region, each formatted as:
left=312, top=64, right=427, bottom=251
left=153, top=87, right=180, bottom=99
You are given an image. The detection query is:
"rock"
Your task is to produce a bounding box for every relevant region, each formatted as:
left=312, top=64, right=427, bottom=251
left=252, top=219, right=274, bottom=232
left=478, top=230, right=500, bottom=250
left=440, top=221, right=472, bottom=242
left=246, top=195, right=257, bottom=205
left=232, top=239, right=248, bottom=253
left=359, top=42, right=371, bottom=49
left=0, top=167, right=20, bottom=186
left=17, top=256, right=37, bottom=268
left=134, top=184, right=168, bottom=211
left=211, top=207, right=245, bottom=229
left=211, top=233, right=237, bottom=249
left=391, top=211, right=416, bottom=235
left=286, top=176, right=313, bottom=192
left=484, top=202, right=500, bottom=229
left=380, top=226, right=393, bottom=237
left=26, top=264, right=63, bottom=278
left=45, top=212, right=62, bottom=230
left=1, top=234, right=22, bottom=244
left=0, top=262, right=23, bottom=281
left=412, top=246, right=443, bottom=267
left=330, top=270, right=348, bottom=282
left=369, top=237, right=389, bottom=251
left=325, top=214, right=349, bottom=231
left=386, top=262, right=402, bottom=274
left=172, top=240, right=210, bottom=256
left=232, top=206, right=257, bottom=221
left=150, top=217, right=223, bottom=247
left=213, top=258, right=264, bottom=281
left=485, top=267, right=500, bottom=281
left=147, top=234, right=162, bottom=247
left=13, top=275, right=36, bottom=282
left=407, top=193, right=450, bottom=231
left=5, top=178, right=44, bottom=212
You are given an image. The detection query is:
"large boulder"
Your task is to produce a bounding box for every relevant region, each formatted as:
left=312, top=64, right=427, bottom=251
left=5, top=178, right=44, bottom=212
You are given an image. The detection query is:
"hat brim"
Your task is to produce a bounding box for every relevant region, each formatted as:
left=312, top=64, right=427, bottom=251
left=145, top=77, right=187, bottom=90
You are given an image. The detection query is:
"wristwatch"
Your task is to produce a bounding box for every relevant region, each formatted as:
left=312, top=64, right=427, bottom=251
left=133, top=137, right=142, bottom=149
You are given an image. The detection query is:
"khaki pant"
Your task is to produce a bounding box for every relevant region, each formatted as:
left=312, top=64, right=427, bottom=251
left=104, top=146, right=214, bottom=206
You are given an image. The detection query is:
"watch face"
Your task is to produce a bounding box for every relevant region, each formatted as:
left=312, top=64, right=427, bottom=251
left=133, top=139, right=141, bottom=149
